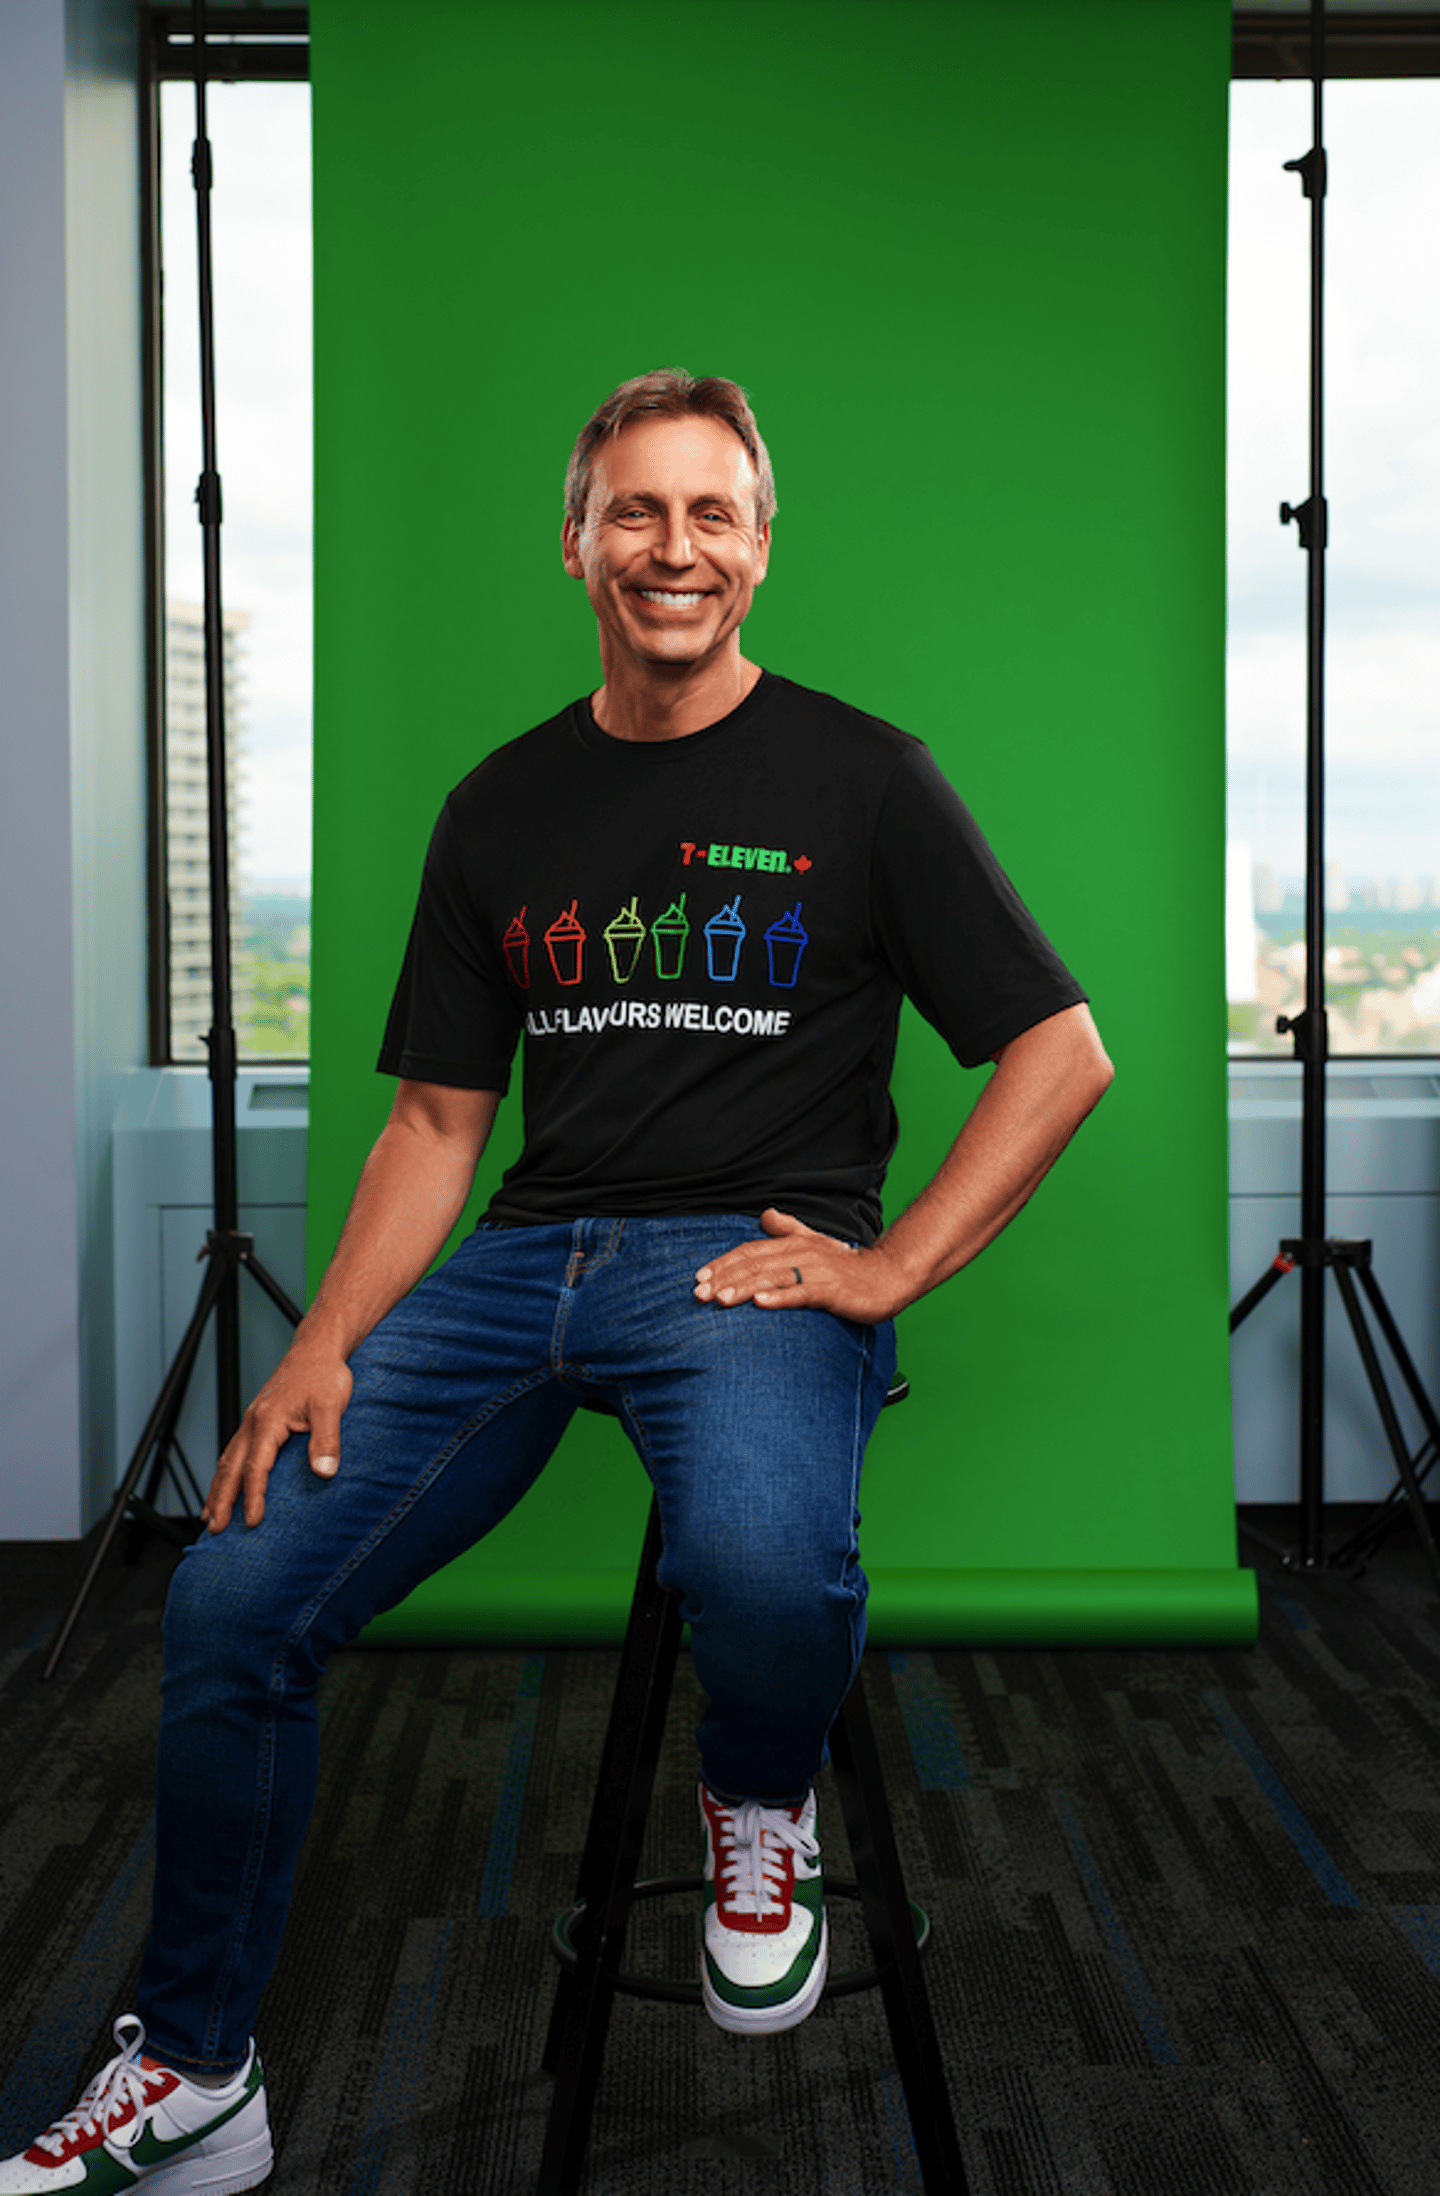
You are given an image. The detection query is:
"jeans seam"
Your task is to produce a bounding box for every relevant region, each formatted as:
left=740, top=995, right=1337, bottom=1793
left=615, top=1380, right=657, bottom=1479
left=205, top=1706, right=278, bottom=2060
left=268, top=1367, right=555, bottom=1673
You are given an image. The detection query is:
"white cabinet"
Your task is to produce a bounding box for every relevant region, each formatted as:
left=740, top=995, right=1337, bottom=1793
left=112, top=1069, right=307, bottom=1505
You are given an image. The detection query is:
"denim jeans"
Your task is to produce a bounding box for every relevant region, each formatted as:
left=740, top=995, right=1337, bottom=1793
left=135, top=1213, right=896, bottom=2074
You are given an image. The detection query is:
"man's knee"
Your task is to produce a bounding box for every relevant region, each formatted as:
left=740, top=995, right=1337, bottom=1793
left=663, top=1531, right=862, bottom=1640
left=162, top=1529, right=321, bottom=1690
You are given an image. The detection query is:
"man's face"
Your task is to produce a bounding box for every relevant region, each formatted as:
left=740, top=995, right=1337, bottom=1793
left=561, top=415, right=770, bottom=674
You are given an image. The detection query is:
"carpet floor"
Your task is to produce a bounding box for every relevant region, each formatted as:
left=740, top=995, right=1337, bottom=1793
left=3, top=1513, right=1440, bottom=2193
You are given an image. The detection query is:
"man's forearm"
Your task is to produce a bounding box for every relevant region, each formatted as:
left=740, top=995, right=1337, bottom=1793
left=300, top=1089, right=502, bottom=1360
left=693, top=1003, right=1112, bottom=1322
left=874, top=1002, right=1113, bottom=1307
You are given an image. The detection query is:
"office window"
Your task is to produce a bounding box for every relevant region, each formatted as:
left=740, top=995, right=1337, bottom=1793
left=1227, top=80, right=1440, bottom=1054
left=158, top=74, right=311, bottom=1060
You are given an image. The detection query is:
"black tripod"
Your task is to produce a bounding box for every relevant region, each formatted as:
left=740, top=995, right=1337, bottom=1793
left=1230, top=0, right=1440, bottom=1598
left=44, top=0, right=302, bottom=1680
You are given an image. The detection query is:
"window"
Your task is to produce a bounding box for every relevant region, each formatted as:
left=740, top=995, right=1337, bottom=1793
left=149, top=17, right=311, bottom=1061
left=1227, top=79, right=1440, bottom=1055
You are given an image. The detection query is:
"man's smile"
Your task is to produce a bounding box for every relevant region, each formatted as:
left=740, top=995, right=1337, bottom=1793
left=636, top=588, right=709, bottom=606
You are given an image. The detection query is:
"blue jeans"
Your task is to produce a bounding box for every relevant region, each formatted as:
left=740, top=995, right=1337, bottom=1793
left=135, top=1213, right=896, bottom=2075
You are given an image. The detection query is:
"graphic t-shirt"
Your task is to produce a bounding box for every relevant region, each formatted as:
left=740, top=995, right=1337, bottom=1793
left=378, top=672, right=1086, bottom=1243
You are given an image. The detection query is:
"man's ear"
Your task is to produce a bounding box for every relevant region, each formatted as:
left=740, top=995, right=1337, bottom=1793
left=561, top=514, right=585, bottom=579
left=753, top=520, right=771, bottom=587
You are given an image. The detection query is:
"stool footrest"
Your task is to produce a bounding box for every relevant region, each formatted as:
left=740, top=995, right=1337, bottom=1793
left=550, top=1871, right=930, bottom=2004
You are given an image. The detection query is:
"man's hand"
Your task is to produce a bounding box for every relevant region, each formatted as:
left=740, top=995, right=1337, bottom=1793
left=203, top=1342, right=354, bottom=1533
left=694, top=1209, right=906, bottom=1322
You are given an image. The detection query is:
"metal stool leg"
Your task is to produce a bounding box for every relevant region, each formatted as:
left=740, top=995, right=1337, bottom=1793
left=537, top=1496, right=684, bottom=2195
left=831, top=1666, right=970, bottom=2195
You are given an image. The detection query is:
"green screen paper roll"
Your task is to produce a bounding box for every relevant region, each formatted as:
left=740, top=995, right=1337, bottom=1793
left=308, top=0, right=1251, bottom=1648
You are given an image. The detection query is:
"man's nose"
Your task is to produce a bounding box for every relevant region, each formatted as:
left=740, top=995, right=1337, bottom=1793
left=655, top=511, right=695, bottom=566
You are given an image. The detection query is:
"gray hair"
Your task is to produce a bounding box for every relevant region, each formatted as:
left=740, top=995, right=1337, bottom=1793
left=564, top=369, right=776, bottom=532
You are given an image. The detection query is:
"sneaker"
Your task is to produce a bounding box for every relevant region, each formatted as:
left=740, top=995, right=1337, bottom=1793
left=0, top=2015, right=272, bottom=2194
left=699, top=1782, right=828, bottom=2034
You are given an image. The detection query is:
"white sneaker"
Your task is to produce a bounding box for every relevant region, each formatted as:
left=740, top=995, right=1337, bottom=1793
left=700, top=1782, right=828, bottom=2034
left=0, top=2015, right=272, bottom=2193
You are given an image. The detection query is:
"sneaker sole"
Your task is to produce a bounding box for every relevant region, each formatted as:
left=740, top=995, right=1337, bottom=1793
left=115, top=2130, right=274, bottom=2195
left=701, top=1913, right=829, bottom=2036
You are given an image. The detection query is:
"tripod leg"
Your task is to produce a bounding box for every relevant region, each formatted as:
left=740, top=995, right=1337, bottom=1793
left=238, top=1247, right=303, bottom=1328
left=42, top=1246, right=230, bottom=1680
left=1230, top=1255, right=1295, bottom=1334
left=166, top=1436, right=207, bottom=1512
left=1354, top=1264, right=1440, bottom=1453
left=126, top=1441, right=176, bottom=1565
left=1331, top=1262, right=1440, bottom=1598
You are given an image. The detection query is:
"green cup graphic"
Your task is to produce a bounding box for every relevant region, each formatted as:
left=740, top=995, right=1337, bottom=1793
left=650, top=893, right=689, bottom=981
left=603, top=896, right=646, bottom=985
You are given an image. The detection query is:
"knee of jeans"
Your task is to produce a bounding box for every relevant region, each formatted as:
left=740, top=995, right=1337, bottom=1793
left=162, top=1535, right=314, bottom=1689
left=667, top=1537, right=861, bottom=1640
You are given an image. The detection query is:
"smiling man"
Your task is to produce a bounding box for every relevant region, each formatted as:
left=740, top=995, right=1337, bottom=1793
left=3, top=373, right=1111, bottom=2193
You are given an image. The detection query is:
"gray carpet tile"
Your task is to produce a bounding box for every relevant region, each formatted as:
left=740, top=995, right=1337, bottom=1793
left=3, top=1515, right=1440, bottom=2191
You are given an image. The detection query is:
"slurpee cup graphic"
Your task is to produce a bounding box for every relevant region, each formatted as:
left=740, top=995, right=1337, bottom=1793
left=603, top=897, right=646, bottom=985
left=502, top=908, right=530, bottom=989
left=765, top=902, right=808, bottom=988
left=704, top=895, right=746, bottom=983
left=650, top=893, right=689, bottom=980
left=544, top=900, right=587, bottom=986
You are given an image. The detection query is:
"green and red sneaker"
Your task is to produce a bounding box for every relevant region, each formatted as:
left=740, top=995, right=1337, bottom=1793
left=700, top=1782, right=828, bottom=2034
left=0, top=2015, right=272, bottom=2193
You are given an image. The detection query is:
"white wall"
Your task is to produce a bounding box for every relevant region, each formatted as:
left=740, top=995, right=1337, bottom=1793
left=0, top=0, right=146, bottom=1535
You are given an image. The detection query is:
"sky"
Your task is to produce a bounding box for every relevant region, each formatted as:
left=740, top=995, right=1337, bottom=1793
left=158, top=77, right=1440, bottom=900
left=161, top=79, right=312, bottom=891
left=1227, top=78, right=1440, bottom=891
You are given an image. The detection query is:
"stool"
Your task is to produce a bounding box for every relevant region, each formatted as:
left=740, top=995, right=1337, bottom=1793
left=536, top=1379, right=969, bottom=2194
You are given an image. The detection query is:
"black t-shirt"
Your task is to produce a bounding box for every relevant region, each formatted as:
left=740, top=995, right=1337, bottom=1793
left=378, top=671, right=1085, bottom=1243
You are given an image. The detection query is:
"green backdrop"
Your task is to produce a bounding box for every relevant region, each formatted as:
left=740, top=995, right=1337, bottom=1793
left=309, top=0, right=1255, bottom=1646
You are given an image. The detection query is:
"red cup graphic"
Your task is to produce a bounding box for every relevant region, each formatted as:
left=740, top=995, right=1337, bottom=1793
left=503, top=907, right=530, bottom=989
left=544, top=900, right=587, bottom=986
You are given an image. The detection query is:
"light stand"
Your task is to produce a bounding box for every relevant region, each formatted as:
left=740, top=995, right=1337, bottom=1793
left=44, top=0, right=302, bottom=1679
left=1231, top=0, right=1440, bottom=1594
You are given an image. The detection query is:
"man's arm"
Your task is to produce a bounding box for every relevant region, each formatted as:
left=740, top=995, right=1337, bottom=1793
left=693, top=1002, right=1112, bottom=1322
left=203, top=1079, right=501, bottom=1533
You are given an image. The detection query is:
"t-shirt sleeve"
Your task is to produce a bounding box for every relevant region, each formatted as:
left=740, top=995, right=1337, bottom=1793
left=376, top=797, right=522, bottom=1092
left=871, top=746, right=1087, bottom=1068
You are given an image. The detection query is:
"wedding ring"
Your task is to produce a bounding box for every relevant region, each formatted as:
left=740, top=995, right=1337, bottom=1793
left=792, top=1266, right=803, bottom=1286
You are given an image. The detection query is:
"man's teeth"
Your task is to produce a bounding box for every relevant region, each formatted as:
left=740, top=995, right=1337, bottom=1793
left=639, top=590, right=705, bottom=606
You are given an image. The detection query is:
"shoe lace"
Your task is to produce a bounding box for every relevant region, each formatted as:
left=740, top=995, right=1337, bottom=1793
left=32, top=2016, right=160, bottom=2157
left=716, top=1800, right=818, bottom=1920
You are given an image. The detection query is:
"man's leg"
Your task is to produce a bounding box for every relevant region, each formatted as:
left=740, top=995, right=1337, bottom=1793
left=0, top=1224, right=583, bottom=2196
left=554, top=1213, right=897, bottom=2032
left=137, top=1222, right=583, bottom=2078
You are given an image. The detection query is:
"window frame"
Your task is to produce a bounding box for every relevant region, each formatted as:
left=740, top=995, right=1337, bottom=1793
left=139, top=5, right=310, bottom=1065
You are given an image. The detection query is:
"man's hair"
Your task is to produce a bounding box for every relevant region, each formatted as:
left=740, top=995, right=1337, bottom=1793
left=564, top=370, right=777, bottom=533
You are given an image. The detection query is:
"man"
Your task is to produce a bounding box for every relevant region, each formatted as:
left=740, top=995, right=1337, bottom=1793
left=2, top=371, right=1110, bottom=2192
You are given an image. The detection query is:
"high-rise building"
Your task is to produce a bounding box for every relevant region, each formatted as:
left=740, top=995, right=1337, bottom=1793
left=165, top=600, right=251, bottom=1059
